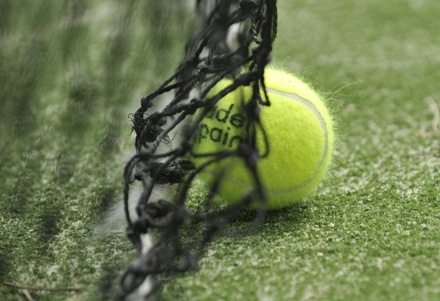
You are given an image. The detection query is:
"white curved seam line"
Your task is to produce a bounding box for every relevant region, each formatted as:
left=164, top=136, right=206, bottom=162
left=266, top=89, right=329, bottom=194
left=203, top=90, right=329, bottom=194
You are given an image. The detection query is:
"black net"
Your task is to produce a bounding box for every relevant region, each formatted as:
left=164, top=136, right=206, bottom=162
left=119, top=0, right=278, bottom=299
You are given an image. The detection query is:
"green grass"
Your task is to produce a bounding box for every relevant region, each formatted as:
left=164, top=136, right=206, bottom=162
left=1, top=0, right=439, bottom=300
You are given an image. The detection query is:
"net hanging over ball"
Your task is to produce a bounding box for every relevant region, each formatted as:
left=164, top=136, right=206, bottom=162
left=119, top=0, right=278, bottom=299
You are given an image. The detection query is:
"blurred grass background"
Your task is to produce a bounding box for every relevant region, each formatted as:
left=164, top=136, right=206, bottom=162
left=1, top=0, right=439, bottom=300
left=0, top=1, right=188, bottom=300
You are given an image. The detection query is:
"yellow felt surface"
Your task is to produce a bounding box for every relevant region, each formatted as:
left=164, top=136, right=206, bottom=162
left=192, top=68, right=334, bottom=208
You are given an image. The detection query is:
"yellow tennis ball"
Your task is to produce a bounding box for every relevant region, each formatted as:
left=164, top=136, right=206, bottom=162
left=192, top=68, right=335, bottom=209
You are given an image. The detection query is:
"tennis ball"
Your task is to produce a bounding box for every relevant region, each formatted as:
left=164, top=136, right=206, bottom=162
left=192, top=68, right=335, bottom=209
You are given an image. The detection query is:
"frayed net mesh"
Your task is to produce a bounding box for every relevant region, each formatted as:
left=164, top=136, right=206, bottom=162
left=119, top=0, right=278, bottom=299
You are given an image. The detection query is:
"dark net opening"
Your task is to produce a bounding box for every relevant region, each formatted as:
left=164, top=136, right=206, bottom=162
left=119, top=1, right=278, bottom=299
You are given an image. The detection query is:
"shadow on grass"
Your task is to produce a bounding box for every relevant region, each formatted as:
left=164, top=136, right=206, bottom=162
left=214, top=202, right=310, bottom=238
left=0, top=247, right=10, bottom=283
